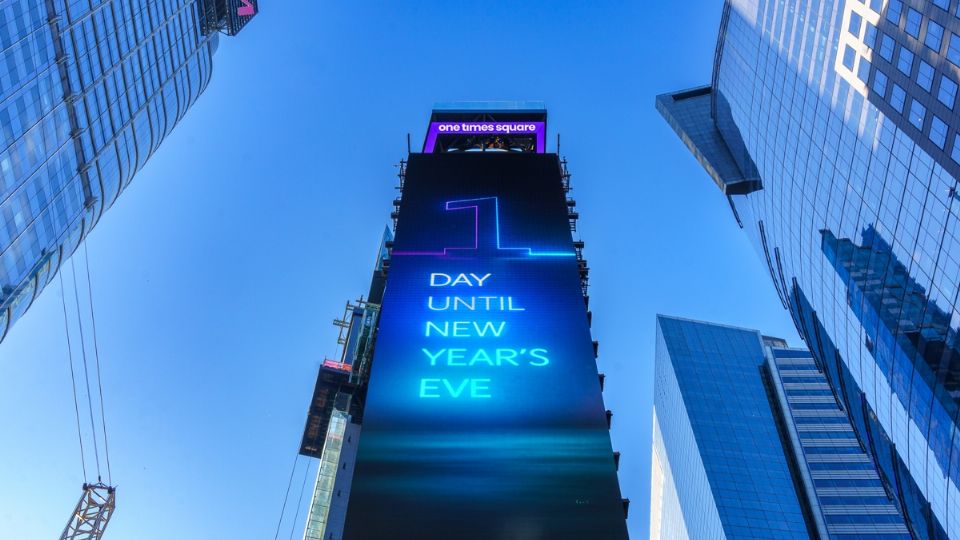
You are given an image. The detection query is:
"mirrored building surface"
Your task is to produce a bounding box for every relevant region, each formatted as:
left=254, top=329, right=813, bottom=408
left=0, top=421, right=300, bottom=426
left=652, top=316, right=910, bottom=539
left=660, top=0, right=960, bottom=537
left=0, top=0, right=258, bottom=342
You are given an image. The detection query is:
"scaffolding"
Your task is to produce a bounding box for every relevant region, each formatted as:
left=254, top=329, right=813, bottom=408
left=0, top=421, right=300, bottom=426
left=284, top=299, right=382, bottom=539
left=391, top=160, right=407, bottom=231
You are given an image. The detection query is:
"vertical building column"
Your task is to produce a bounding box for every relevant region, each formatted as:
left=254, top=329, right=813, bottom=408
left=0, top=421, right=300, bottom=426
left=42, top=0, right=94, bottom=207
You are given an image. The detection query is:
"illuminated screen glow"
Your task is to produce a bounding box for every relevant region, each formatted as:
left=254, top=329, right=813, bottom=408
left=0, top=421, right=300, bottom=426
left=227, top=0, right=258, bottom=32
left=342, top=153, right=627, bottom=539
left=237, top=0, right=255, bottom=16
left=423, top=121, right=546, bottom=153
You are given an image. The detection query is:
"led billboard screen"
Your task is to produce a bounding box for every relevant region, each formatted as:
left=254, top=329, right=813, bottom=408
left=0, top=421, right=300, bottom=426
left=423, top=121, right=546, bottom=153
left=342, top=153, right=627, bottom=539
left=226, top=0, right=258, bottom=34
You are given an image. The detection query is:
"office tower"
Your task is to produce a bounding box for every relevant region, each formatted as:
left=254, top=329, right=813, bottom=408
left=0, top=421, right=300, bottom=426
left=659, top=0, right=960, bottom=536
left=0, top=0, right=258, bottom=343
left=296, top=104, right=628, bottom=540
left=651, top=315, right=910, bottom=539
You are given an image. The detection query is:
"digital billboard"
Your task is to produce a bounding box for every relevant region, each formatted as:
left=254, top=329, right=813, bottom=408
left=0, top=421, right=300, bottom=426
left=341, top=153, right=627, bottom=539
left=423, top=121, right=546, bottom=153
left=226, top=0, right=258, bottom=34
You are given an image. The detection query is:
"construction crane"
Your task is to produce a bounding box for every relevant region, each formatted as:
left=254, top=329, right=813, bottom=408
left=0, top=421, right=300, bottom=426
left=58, top=242, right=117, bottom=538
left=60, top=483, right=116, bottom=540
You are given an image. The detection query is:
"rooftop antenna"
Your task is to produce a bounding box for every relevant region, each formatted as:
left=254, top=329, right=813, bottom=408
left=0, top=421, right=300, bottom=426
left=407, top=133, right=411, bottom=154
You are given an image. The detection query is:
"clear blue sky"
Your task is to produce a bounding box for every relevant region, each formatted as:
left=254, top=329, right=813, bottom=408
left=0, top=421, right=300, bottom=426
left=0, top=2, right=799, bottom=538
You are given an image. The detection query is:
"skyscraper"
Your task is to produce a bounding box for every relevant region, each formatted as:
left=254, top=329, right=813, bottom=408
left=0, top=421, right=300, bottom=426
left=659, top=1, right=960, bottom=537
left=651, top=315, right=910, bottom=539
left=0, top=0, right=259, bottom=343
left=294, top=104, right=628, bottom=540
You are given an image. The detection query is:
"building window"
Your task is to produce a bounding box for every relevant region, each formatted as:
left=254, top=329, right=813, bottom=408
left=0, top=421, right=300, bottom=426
left=949, top=34, right=960, bottom=66
left=909, top=99, right=926, bottom=128
left=847, top=12, right=863, bottom=39
left=858, top=58, right=871, bottom=83
left=843, top=45, right=857, bottom=70
left=930, top=116, right=948, bottom=148
left=897, top=47, right=914, bottom=75
left=891, top=84, right=906, bottom=112
left=939, top=76, right=958, bottom=108
left=953, top=134, right=960, bottom=162
left=870, top=0, right=884, bottom=12
left=874, top=70, right=889, bottom=97
left=905, top=9, right=922, bottom=38
left=865, top=22, right=878, bottom=48
left=849, top=12, right=863, bottom=37
left=880, top=34, right=896, bottom=61
left=926, top=21, right=945, bottom=52
left=919, top=61, right=934, bottom=91
left=934, top=0, right=949, bottom=9
left=887, top=0, right=903, bottom=24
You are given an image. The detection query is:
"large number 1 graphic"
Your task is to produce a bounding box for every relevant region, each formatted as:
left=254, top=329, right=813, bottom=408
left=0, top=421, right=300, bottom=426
left=391, top=197, right=574, bottom=258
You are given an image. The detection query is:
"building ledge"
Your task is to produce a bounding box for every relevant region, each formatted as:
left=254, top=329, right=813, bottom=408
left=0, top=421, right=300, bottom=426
left=656, top=86, right=761, bottom=196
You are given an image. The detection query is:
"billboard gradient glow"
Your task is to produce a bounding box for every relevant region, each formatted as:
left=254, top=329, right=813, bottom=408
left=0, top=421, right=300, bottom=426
left=342, top=153, right=627, bottom=539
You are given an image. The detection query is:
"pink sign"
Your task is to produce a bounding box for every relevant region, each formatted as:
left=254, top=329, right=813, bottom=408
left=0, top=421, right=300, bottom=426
left=237, top=0, right=255, bottom=16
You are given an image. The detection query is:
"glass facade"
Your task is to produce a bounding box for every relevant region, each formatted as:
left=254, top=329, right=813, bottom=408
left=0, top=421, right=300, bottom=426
left=768, top=347, right=911, bottom=538
left=0, top=0, right=255, bottom=343
left=303, top=410, right=359, bottom=540
left=651, top=316, right=810, bottom=539
left=651, top=316, right=911, bottom=539
left=659, top=0, right=960, bottom=537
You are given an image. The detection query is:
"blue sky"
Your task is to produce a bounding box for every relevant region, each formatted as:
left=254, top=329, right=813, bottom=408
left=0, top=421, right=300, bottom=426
left=0, top=1, right=799, bottom=538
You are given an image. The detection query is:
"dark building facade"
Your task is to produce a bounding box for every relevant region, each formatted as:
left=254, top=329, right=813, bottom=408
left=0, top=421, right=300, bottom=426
left=296, top=104, right=628, bottom=540
left=659, top=0, right=960, bottom=537
left=0, top=0, right=258, bottom=343
left=651, top=315, right=910, bottom=539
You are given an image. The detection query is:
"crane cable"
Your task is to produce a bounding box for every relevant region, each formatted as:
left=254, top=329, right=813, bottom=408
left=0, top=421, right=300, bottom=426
left=59, top=241, right=113, bottom=485
left=273, top=454, right=301, bottom=540
left=272, top=453, right=319, bottom=540
left=288, top=459, right=313, bottom=540
left=70, top=254, right=102, bottom=481
left=82, top=240, right=113, bottom=484
left=59, top=269, right=88, bottom=482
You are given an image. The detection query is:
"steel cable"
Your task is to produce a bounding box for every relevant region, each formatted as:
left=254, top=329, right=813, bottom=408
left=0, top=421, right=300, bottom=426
left=70, top=256, right=102, bottom=480
left=288, top=459, right=313, bottom=540
left=82, top=241, right=112, bottom=484
left=59, top=270, right=88, bottom=481
left=273, top=454, right=301, bottom=540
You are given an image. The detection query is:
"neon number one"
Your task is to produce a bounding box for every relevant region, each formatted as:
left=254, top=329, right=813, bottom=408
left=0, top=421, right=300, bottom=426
left=237, top=0, right=255, bottom=16
left=392, top=196, right=574, bottom=257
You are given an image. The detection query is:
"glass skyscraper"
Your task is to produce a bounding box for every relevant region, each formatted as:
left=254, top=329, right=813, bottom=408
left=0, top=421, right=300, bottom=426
left=0, top=0, right=258, bottom=343
left=659, top=1, right=960, bottom=537
left=651, top=315, right=910, bottom=539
